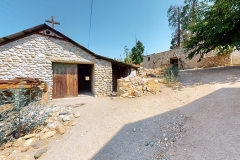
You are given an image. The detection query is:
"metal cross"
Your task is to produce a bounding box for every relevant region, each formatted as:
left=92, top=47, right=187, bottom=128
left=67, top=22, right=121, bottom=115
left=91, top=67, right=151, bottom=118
left=45, top=16, right=60, bottom=28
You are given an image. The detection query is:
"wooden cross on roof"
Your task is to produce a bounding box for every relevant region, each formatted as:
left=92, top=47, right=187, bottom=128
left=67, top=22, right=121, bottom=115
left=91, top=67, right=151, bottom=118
left=45, top=16, right=60, bottom=28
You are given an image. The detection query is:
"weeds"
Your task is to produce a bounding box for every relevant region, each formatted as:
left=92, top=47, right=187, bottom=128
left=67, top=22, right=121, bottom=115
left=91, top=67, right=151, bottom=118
left=0, top=86, right=50, bottom=146
left=163, top=65, right=179, bottom=85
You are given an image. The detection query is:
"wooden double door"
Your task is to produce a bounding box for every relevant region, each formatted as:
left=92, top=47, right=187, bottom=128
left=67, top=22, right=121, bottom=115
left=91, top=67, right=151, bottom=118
left=52, top=63, right=78, bottom=98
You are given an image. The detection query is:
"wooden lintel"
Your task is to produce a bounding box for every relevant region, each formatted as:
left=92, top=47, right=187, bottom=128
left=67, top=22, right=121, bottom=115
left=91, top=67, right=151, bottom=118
left=0, top=84, right=44, bottom=90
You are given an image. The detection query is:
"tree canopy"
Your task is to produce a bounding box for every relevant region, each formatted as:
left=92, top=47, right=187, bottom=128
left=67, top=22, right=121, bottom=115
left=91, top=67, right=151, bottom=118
left=131, top=40, right=145, bottom=64
left=183, top=0, right=240, bottom=60
left=123, top=41, right=145, bottom=65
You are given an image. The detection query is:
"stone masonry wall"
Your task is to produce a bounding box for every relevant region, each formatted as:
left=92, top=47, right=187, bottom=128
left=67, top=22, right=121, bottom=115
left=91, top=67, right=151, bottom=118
left=143, top=48, right=231, bottom=69
left=117, top=76, right=161, bottom=98
left=0, top=33, right=112, bottom=99
left=94, top=59, right=112, bottom=96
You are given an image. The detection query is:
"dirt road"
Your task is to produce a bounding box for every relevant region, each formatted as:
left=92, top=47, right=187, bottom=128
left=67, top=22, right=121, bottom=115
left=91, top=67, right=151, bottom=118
left=39, top=66, right=240, bottom=160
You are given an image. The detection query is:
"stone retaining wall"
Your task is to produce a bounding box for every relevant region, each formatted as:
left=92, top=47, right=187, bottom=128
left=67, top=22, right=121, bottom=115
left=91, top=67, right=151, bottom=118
left=117, top=76, right=161, bottom=98
left=143, top=48, right=231, bottom=69
left=0, top=32, right=112, bottom=98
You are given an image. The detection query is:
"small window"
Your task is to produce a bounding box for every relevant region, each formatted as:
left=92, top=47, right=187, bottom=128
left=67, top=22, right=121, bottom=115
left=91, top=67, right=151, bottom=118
left=148, top=57, right=150, bottom=61
left=85, top=76, right=90, bottom=81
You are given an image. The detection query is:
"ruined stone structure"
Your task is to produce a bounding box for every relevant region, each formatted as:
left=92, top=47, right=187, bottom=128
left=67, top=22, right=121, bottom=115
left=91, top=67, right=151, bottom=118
left=0, top=24, right=136, bottom=99
left=143, top=48, right=235, bottom=69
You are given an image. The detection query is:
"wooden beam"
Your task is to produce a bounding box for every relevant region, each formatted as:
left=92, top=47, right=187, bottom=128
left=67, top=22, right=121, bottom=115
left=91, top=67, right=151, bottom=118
left=0, top=84, right=44, bottom=90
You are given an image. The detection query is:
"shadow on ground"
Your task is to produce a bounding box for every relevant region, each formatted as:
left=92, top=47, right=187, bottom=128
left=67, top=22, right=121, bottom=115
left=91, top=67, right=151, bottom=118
left=178, top=66, right=240, bottom=87
left=92, top=87, right=240, bottom=160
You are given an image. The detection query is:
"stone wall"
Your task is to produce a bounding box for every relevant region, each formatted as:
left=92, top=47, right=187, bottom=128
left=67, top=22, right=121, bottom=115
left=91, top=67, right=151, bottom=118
left=0, top=32, right=112, bottom=98
left=94, top=59, right=112, bottom=96
left=143, top=48, right=231, bottom=69
left=202, top=54, right=231, bottom=68
left=117, top=76, right=161, bottom=98
left=231, top=50, right=240, bottom=65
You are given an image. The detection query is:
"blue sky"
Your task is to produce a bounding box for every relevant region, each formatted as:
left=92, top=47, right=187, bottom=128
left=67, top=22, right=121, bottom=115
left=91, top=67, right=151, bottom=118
left=0, top=0, right=183, bottom=59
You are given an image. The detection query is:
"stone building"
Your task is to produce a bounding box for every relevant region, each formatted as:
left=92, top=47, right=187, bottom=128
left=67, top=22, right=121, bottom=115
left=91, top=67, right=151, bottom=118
left=143, top=48, right=240, bottom=69
left=0, top=24, right=137, bottom=99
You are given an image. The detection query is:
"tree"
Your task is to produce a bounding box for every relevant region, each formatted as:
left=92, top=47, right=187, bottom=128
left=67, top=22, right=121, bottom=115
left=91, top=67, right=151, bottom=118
left=131, top=40, right=145, bottom=64
left=184, top=0, right=240, bottom=60
left=167, top=5, right=183, bottom=48
left=123, top=46, right=133, bottom=64
left=182, top=0, right=199, bottom=30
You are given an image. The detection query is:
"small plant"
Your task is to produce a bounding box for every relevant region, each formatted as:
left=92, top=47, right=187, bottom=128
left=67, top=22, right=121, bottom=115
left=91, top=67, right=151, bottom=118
left=163, top=65, right=179, bottom=85
left=0, top=85, right=50, bottom=146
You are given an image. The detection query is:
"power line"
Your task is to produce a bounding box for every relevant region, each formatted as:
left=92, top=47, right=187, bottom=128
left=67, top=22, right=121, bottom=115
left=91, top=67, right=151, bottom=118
left=1, top=2, right=32, bottom=25
left=0, top=6, right=33, bottom=26
left=88, top=0, right=94, bottom=49
left=2, top=0, right=38, bottom=24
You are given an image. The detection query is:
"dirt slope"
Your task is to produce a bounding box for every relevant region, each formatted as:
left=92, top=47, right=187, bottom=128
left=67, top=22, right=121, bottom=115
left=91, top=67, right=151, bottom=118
left=36, top=66, right=240, bottom=160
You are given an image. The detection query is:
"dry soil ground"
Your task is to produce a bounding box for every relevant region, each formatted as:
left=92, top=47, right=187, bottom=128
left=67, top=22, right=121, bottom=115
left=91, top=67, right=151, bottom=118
left=35, top=66, right=240, bottom=160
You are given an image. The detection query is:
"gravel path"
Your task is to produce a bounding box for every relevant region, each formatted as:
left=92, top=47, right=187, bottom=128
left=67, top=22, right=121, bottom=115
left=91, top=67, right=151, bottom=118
left=37, top=66, right=240, bottom=160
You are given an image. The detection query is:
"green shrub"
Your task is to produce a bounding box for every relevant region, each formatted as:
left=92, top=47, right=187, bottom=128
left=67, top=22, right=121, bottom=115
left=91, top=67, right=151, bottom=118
left=163, top=65, right=179, bottom=85
left=0, top=86, right=50, bottom=146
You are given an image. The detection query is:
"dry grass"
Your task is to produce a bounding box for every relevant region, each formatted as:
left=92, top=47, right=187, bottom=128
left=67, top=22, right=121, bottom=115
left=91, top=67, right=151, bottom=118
left=146, top=79, right=161, bottom=94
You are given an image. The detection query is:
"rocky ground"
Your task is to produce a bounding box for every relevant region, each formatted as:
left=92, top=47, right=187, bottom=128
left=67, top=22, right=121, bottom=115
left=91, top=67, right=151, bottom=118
left=1, top=66, right=240, bottom=160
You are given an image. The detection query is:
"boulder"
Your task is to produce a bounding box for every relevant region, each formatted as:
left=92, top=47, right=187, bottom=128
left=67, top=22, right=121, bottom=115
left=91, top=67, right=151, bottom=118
left=21, top=146, right=29, bottom=152
left=22, top=134, right=36, bottom=140
left=13, top=138, right=25, bottom=147
left=47, top=122, right=58, bottom=130
left=40, top=131, right=56, bottom=140
left=24, top=138, right=36, bottom=147
left=34, top=148, right=48, bottom=159
left=74, top=113, right=80, bottom=118
left=62, top=115, right=70, bottom=122
left=32, top=140, right=42, bottom=149
left=4, top=141, right=13, bottom=148
left=55, top=123, right=66, bottom=135
left=133, top=90, right=140, bottom=97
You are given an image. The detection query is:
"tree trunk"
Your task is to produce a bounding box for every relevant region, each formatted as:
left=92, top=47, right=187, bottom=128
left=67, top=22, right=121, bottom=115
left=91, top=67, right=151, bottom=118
left=177, top=7, right=181, bottom=47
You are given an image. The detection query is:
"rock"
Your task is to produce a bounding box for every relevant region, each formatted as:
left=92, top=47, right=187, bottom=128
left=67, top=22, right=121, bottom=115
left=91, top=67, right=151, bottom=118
left=124, top=78, right=130, bottom=82
left=40, top=127, right=50, bottom=133
left=40, top=131, right=56, bottom=140
left=62, top=115, right=70, bottom=122
left=70, top=121, right=77, bottom=126
left=4, top=141, right=13, bottom=148
left=73, top=113, right=80, bottom=118
left=24, top=138, right=36, bottom=147
left=47, top=122, right=58, bottom=130
left=55, top=123, right=66, bottom=135
left=63, top=121, right=71, bottom=126
left=13, top=138, right=25, bottom=147
left=149, top=141, right=155, bottom=147
left=32, top=140, right=42, bottom=149
left=59, top=111, right=70, bottom=115
left=21, top=155, right=31, bottom=160
left=121, top=93, right=129, bottom=97
left=144, top=142, right=149, bottom=146
left=21, top=146, right=30, bottom=152
left=22, top=134, right=36, bottom=140
left=133, top=128, right=136, bottom=132
left=34, top=147, right=48, bottom=159
left=0, top=156, right=7, bottom=160
left=133, top=90, right=140, bottom=97
left=128, top=96, right=135, bottom=98
left=5, top=157, right=15, bottom=160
